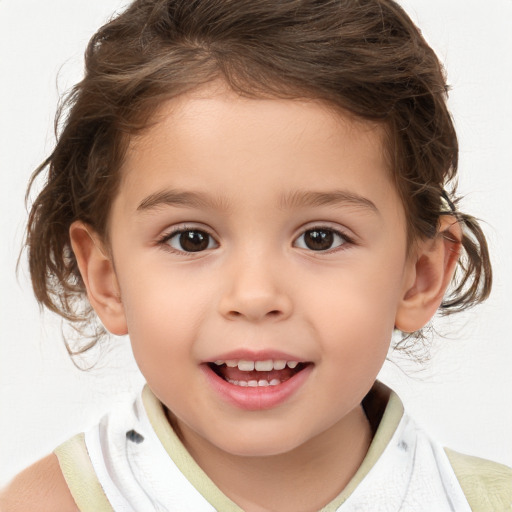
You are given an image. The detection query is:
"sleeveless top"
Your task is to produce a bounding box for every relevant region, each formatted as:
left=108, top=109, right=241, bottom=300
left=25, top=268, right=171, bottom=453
left=54, top=383, right=512, bottom=511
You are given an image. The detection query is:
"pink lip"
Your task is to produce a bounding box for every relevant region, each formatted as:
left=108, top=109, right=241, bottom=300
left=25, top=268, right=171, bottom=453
left=200, top=360, right=313, bottom=411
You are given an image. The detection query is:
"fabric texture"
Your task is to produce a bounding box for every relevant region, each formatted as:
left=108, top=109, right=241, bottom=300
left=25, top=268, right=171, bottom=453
left=54, top=433, right=113, bottom=512
left=54, top=383, right=511, bottom=511
left=445, top=448, right=512, bottom=511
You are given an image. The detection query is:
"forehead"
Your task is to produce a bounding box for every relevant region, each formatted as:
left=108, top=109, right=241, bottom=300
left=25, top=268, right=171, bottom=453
left=113, top=85, right=400, bottom=222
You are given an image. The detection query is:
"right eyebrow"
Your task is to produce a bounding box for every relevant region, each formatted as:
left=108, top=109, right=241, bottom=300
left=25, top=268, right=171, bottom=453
left=136, top=189, right=229, bottom=212
left=279, top=189, right=380, bottom=215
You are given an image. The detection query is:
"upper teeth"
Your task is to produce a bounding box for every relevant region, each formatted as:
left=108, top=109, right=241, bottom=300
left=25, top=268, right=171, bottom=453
left=213, top=359, right=300, bottom=371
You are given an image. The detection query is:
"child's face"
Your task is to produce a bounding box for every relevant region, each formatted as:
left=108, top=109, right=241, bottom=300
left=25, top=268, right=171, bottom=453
left=105, top=85, right=416, bottom=457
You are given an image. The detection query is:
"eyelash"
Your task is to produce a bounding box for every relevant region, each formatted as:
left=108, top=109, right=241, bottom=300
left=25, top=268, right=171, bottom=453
left=157, top=225, right=355, bottom=254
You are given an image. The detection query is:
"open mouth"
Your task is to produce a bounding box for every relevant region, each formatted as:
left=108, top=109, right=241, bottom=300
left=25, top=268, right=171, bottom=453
left=207, top=359, right=310, bottom=387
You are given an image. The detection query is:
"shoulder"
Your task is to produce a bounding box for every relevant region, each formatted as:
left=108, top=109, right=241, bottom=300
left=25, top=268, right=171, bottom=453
left=0, top=453, right=79, bottom=512
left=445, top=448, right=512, bottom=511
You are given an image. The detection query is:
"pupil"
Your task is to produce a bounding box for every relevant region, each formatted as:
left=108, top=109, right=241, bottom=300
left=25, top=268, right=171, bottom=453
left=180, top=231, right=209, bottom=252
left=305, top=230, right=333, bottom=251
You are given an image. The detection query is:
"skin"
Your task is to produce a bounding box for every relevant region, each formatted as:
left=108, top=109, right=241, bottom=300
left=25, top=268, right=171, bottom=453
left=0, top=454, right=78, bottom=511
left=0, top=84, right=460, bottom=511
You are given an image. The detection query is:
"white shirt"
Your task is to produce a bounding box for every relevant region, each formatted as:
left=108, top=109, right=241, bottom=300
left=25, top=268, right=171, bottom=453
left=55, top=383, right=474, bottom=511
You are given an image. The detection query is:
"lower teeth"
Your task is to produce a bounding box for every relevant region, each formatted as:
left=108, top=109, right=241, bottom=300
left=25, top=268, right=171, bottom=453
left=227, top=378, right=281, bottom=387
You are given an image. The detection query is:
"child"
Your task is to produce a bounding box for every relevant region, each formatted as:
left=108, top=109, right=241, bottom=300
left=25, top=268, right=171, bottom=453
left=1, top=0, right=511, bottom=510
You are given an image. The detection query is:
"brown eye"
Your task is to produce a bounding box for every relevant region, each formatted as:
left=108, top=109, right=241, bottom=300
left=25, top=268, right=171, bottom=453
left=167, top=230, right=216, bottom=252
left=294, top=228, right=346, bottom=251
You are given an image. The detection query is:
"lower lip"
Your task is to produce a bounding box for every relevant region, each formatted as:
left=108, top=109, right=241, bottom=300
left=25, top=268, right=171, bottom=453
left=201, top=364, right=313, bottom=411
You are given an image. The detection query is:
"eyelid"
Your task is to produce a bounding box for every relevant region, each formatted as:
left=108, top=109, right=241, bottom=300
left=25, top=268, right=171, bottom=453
left=158, top=220, right=216, bottom=238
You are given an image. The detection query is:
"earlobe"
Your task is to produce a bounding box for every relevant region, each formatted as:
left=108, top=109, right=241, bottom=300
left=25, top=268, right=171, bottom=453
left=395, top=216, right=462, bottom=333
left=69, top=221, right=128, bottom=336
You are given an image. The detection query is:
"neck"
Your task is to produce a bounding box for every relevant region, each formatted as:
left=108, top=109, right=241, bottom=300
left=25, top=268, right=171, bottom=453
left=174, top=404, right=372, bottom=512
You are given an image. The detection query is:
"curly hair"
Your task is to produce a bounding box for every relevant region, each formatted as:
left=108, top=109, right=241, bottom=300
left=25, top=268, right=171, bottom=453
left=25, top=0, right=492, bottom=353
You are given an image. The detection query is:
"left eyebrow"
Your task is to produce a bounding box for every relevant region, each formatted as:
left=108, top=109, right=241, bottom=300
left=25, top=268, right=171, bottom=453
left=136, top=189, right=229, bottom=212
left=279, top=189, right=379, bottom=215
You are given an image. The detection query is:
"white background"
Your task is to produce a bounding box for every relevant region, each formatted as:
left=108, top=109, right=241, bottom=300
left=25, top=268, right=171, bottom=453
left=0, top=0, right=511, bottom=486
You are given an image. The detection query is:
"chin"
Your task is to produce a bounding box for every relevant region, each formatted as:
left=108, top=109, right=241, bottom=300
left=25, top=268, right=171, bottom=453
left=211, top=427, right=314, bottom=458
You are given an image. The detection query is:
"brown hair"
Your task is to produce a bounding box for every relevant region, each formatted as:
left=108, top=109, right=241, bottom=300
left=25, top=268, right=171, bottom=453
left=26, top=0, right=492, bottom=353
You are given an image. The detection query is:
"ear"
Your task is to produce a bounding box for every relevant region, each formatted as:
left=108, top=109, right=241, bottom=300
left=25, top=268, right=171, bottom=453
left=395, top=216, right=462, bottom=333
left=69, top=221, right=128, bottom=335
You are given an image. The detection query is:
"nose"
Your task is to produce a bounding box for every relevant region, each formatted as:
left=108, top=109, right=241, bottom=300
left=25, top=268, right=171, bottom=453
left=218, top=252, right=293, bottom=322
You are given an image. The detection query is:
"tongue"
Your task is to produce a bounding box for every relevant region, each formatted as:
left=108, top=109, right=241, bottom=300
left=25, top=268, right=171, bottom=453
left=218, top=365, right=297, bottom=382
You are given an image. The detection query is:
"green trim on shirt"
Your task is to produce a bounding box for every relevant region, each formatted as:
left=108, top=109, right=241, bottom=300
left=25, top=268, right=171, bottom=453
left=54, top=433, right=114, bottom=512
left=445, top=448, right=512, bottom=511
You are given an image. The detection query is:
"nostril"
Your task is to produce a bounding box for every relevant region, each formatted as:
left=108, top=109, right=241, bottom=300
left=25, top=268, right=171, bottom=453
left=226, top=309, right=282, bottom=320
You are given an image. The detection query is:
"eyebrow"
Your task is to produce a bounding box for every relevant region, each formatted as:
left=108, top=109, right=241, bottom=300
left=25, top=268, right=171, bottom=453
left=137, top=188, right=379, bottom=215
left=279, top=190, right=379, bottom=214
left=137, top=189, right=229, bottom=212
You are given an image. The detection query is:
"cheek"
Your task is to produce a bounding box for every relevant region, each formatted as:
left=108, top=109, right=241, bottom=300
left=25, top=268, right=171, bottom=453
left=305, top=256, right=405, bottom=364
left=119, top=269, right=210, bottom=359
left=310, top=256, right=403, bottom=324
